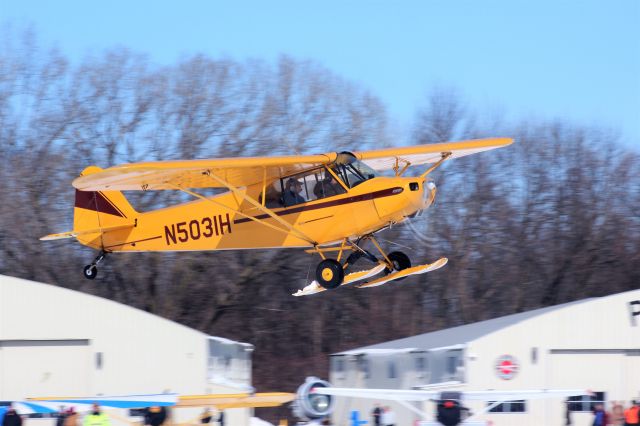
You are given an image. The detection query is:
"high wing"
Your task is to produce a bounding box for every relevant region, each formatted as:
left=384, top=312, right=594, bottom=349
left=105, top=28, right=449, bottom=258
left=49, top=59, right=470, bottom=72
left=313, top=387, right=585, bottom=402
left=354, top=137, right=513, bottom=171
left=73, top=154, right=336, bottom=191
left=72, top=138, right=512, bottom=192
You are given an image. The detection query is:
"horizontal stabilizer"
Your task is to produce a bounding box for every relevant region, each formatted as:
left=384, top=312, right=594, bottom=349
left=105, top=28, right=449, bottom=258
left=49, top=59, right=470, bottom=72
left=40, top=223, right=134, bottom=241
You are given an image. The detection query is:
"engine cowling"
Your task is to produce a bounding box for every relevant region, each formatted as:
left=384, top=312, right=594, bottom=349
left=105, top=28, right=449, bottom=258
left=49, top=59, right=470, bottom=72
left=293, top=377, right=335, bottom=420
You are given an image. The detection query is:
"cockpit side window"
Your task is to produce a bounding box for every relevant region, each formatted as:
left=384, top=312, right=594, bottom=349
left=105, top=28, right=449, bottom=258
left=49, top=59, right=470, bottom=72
left=260, top=182, right=283, bottom=208
left=273, top=167, right=348, bottom=208
left=314, top=168, right=346, bottom=200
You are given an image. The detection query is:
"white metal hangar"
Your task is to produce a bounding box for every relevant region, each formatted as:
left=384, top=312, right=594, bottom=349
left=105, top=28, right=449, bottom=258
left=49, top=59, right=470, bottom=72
left=328, top=289, right=640, bottom=426
left=0, top=274, right=254, bottom=425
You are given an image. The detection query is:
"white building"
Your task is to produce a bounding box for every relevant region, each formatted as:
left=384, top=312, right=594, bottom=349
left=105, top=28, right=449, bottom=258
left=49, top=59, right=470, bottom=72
left=0, top=274, right=254, bottom=425
left=329, top=289, right=640, bottom=426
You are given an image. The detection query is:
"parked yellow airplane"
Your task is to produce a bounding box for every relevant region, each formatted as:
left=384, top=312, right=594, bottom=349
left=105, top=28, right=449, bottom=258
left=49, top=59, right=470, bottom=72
left=41, top=138, right=513, bottom=295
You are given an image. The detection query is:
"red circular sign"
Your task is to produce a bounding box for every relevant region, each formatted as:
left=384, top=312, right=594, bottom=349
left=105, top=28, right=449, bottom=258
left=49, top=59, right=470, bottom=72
left=495, top=355, right=519, bottom=380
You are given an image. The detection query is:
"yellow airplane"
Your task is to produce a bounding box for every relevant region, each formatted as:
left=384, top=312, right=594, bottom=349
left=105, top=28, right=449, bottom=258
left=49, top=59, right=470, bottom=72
left=41, top=138, right=513, bottom=295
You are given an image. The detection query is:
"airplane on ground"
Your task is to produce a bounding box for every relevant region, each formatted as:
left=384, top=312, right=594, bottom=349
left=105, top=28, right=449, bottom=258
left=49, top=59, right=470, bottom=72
left=41, top=138, right=513, bottom=294
left=295, top=377, right=586, bottom=426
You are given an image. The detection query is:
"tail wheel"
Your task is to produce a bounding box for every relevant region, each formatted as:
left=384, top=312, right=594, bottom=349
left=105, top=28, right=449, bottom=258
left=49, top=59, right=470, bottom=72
left=384, top=251, right=411, bottom=281
left=83, top=264, right=98, bottom=280
left=316, top=259, right=344, bottom=289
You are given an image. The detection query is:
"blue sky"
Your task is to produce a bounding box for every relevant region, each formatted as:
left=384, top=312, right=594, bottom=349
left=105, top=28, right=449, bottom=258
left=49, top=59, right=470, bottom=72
left=2, top=0, right=639, bottom=145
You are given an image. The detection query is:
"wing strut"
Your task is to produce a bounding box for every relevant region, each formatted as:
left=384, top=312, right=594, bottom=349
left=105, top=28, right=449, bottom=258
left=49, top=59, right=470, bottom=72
left=202, top=170, right=317, bottom=245
left=420, top=152, right=452, bottom=178
left=168, top=184, right=314, bottom=245
left=204, top=170, right=318, bottom=246
left=168, top=171, right=317, bottom=245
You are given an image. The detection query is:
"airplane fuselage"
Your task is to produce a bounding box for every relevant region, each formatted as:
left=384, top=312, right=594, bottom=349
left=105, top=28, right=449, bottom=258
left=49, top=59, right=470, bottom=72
left=76, top=175, right=430, bottom=252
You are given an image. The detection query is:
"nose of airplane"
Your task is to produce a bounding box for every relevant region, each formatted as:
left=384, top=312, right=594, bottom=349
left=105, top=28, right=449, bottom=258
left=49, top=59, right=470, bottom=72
left=402, top=178, right=435, bottom=217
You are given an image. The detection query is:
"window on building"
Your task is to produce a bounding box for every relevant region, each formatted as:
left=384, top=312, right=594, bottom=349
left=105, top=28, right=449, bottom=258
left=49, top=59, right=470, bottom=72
left=358, top=356, right=370, bottom=379
left=567, top=393, right=606, bottom=412
left=415, top=356, right=427, bottom=377
left=388, top=361, right=396, bottom=379
left=447, top=356, right=457, bottom=375
left=333, top=357, right=345, bottom=374
left=531, top=347, right=538, bottom=364
left=488, top=400, right=526, bottom=413
left=96, top=352, right=103, bottom=370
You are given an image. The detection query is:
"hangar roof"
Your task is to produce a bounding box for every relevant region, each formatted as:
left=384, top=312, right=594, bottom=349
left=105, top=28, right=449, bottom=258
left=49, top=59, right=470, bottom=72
left=336, top=299, right=591, bottom=355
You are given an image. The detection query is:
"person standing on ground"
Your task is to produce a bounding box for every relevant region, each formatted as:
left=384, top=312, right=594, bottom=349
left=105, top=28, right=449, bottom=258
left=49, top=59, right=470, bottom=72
left=64, top=407, right=79, bottom=426
left=592, top=403, right=607, bottom=426
left=1, top=405, right=22, bottom=426
left=55, top=406, right=67, bottom=426
left=83, top=403, right=110, bottom=426
left=381, top=406, right=395, bottom=426
left=624, top=400, right=640, bottom=426
left=611, top=401, right=625, bottom=426
left=144, top=406, right=166, bottom=426
left=371, top=404, right=382, bottom=426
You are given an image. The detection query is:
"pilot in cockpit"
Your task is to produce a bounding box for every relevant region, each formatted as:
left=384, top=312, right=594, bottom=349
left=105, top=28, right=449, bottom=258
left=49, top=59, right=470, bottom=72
left=283, top=178, right=306, bottom=206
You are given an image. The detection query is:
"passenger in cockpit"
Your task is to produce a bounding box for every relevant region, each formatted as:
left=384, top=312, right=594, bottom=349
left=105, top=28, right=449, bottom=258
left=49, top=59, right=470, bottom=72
left=314, top=173, right=342, bottom=199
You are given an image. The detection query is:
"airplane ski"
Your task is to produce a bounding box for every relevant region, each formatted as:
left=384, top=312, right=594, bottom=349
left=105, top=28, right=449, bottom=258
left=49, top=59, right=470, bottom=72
left=357, top=257, right=448, bottom=289
left=293, top=264, right=386, bottom=297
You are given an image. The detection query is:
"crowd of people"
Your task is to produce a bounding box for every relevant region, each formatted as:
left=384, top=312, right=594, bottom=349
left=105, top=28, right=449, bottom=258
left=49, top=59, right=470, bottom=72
left=0, top=404, right=233, bottom=426
left=0, top=403, right=109, bottom=426
left=0, top=403, right=175, bottom=426
left=588, top=400, right=640, bottom=426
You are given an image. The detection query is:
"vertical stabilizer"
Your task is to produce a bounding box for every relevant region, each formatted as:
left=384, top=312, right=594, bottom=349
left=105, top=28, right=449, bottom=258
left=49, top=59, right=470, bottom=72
left=73, top=166, right=137, bottom=234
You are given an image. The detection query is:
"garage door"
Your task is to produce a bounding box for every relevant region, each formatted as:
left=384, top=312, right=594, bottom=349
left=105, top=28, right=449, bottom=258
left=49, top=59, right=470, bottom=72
left=0, top=340, right=91, bottom=399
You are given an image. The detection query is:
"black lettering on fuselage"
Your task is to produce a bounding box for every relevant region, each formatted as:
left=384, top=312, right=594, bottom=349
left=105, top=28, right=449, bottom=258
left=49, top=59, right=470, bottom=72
left=176, top=221, right=188, bottom=242
left=202, top=217, right=213, bottom=237
left=164, top=224, right=177, bottom=245
left=163, top=214, right=233, bottom=246
left=219, top=213, right=232, bottom=235
left=189, top=219, right=201, bottom=240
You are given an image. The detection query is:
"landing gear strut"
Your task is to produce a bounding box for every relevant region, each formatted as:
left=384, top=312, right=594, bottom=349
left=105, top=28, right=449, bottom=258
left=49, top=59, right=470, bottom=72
left=310, top=236, right=413, bottom=289
left=352, top=236, right=412, bottom=281
left=83, top=251, right=106, bottom=280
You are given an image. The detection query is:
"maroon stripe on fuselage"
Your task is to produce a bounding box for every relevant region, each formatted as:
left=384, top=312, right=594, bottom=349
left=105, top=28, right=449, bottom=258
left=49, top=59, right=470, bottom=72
left=233, top=187, right=403, bottom=225
left=74, top=190, right=125, bottom=218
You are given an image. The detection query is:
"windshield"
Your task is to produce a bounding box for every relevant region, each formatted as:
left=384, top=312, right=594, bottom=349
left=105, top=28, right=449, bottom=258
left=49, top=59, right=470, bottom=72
left=331, top=153, right=377, bottom=188
left=351, top=159, right=377, bottom=180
